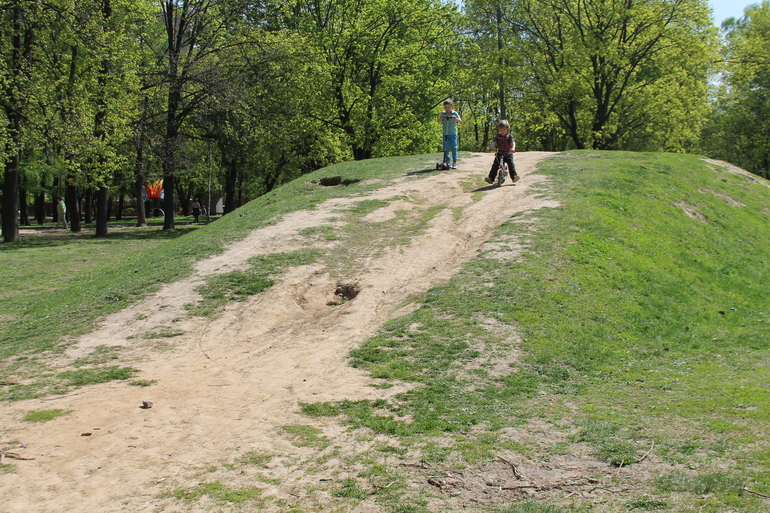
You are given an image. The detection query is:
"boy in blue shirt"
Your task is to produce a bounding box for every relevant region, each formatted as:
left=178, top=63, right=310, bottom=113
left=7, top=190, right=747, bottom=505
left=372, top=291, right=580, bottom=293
left=437, top=98, right=462, bottom=169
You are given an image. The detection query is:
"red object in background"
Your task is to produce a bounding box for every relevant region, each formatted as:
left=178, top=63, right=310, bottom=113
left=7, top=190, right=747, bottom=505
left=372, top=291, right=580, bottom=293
left=145, top=180, right=163, bottom=200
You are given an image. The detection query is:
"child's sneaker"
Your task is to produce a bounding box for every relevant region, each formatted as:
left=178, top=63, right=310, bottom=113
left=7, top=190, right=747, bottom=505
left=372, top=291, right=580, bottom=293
left=512, top=174, right=520, bottom=183
left=451, top=163, right=457, bottom=169
left=484, top=176, right=493, bottom=184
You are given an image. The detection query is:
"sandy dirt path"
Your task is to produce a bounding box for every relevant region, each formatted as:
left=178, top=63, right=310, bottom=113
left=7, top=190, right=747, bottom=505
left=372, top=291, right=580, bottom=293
left=1, top=152, right=558, bottom=512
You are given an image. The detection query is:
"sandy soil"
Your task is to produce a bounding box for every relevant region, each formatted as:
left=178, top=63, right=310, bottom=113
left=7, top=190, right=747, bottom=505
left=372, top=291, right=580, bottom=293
left=0, top=151, right=616, bottom=512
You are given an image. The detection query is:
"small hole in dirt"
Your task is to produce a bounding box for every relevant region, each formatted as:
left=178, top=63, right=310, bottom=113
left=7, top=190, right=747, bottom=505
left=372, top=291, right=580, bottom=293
left=334, top=283, right=360, bottom=301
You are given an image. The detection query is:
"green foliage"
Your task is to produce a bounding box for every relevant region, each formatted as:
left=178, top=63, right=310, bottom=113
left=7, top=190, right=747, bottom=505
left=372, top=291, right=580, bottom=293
left=290, top=0, right=461, bottom=159
left=463, top=0, right=718, bottom=151
left=458, top=0, right=530, bottom=151
left=4, top=0, right=768, bottom=238
left=703, top=2, right=770, bottom=178
left=510, top=0, right=714, bottom=151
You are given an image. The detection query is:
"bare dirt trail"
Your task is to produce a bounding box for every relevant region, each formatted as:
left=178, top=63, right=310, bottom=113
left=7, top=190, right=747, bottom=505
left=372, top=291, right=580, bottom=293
left=1, top=152, right=558, bottom=512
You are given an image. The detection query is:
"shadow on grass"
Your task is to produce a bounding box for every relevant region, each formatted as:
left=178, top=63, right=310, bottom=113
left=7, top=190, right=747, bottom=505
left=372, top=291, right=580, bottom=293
left=5, top=224, right=203, bottom=250
left=406, top=167, right=442, bottom=176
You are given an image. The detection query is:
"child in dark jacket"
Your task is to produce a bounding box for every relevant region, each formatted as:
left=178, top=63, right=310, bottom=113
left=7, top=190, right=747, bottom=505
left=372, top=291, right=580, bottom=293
left=485, top=120, right=519, bottom=184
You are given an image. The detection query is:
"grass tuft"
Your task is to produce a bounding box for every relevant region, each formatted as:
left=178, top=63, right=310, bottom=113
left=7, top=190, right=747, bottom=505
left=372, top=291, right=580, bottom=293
left=22, top=409, right=71, bottom=422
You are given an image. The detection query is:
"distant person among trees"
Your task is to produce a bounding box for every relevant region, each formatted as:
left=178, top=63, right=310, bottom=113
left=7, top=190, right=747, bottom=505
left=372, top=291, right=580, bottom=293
left=485, top=120, right=519, bottom=185
left=437, top=98, right=462, bottom=169
left=55, top=197, right=68, bottom=229
left=191, top=198, right=201, bottom=224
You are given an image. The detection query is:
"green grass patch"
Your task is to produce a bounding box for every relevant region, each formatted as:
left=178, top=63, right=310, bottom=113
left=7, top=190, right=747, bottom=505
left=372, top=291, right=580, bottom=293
left=128, top=379, right=157, bottom=387
left=299, top=151, right=770, bottom=511
left=626, top=495, right=668, bottom=510
left=282, top=424, right=329, bottom=448
left=234, top=451, right=273, bottom=468
left=298, top=225, right=339, bottom=240
left=1, top=154, right=437, bottom=396
left=6, top=151, right=770, bottom=512
left=72, top=345, right=121, bottom=367
left=500, top=501, right=571, bottom=513
left=167, top=480, right=263, bottom=504
left=57, top=366, right=138, bottom=387
left=22, top=409, right=71, bottom=422
left=142, top=329, right=185, bottom=339
left=188, top=249, right=321, bottom=317
left=656, top=470, right=745, bottom=494
left=300, top=401, right=343, bottom=417
left=334, top=477, right=368, bottom=499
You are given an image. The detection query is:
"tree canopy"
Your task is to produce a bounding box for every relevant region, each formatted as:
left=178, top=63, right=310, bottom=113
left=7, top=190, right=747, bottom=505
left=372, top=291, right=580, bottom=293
left=703, top=1, right=770, bottom=178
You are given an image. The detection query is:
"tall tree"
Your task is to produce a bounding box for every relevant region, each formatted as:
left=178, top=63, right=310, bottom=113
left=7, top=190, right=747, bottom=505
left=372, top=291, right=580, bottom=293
left=196, top=29, right=344, bottom=213
left=291, top=0, right=459, bottom=160
left=704, top=2, right=770, bottom=178
left=510, top=0, right=716, bottom=150
left=148, top=0, right=249, bottom=229
left=1, top=2, right=52, bottom=242
left=461, top=0, right=526, bottom=150
left=77, top=0, right=143, bottom=237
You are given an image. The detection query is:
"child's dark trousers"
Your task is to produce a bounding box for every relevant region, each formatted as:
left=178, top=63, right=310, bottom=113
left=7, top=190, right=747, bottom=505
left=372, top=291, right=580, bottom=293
left=489, top=153, right=516, bottom=181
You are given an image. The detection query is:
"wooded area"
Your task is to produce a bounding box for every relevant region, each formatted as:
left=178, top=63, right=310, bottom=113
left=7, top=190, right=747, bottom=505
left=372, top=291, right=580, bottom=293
left=2, top=0, right=769, bottom=242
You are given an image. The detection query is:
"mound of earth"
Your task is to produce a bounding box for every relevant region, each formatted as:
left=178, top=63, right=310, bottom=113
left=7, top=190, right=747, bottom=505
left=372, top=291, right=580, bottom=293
left=2, top=152, right=597, bottom=512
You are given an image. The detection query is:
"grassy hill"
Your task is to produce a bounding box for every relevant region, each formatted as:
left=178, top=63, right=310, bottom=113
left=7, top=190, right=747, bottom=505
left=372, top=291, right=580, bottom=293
left=2, top=150, right=769, bottom=512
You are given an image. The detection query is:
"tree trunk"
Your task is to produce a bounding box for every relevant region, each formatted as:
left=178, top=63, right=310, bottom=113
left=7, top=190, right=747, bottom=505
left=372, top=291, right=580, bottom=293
left=162, top=165, right=175, bottom=229
left=223, top=156, right=237, bottom=214
left=134, top=141, right=147, bottom=227
left=67, top=184, right=81, bottom=232
left=95, top=186, right=109, bottom=237
left=84, top=187, right=93, bottom=224
left=35, top=192, right=45, bottom=225
left=1, top=5, right=23, bottom=243
left=352, top=147, right=372, bottom=160
left=566, top=101, right=585, bottom=150
left=496, top=5, right=506, bottom=120
left=19, top=185, right=29, bottom=226
left=2, top=152, right=20, bottom=243
left=161, top=0, right=181, bottom=231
